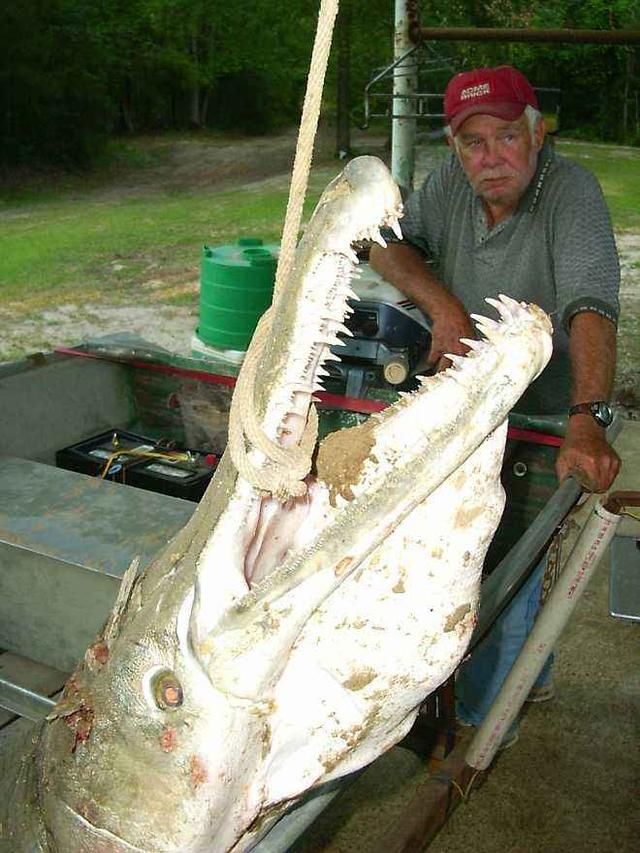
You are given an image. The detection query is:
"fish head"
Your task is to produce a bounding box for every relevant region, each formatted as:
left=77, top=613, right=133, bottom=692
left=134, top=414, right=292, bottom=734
left=30, top=155, right=553, bottom=853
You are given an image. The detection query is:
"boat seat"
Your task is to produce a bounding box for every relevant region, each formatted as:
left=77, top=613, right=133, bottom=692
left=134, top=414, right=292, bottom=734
left=0, top=456, right=195, bottom=672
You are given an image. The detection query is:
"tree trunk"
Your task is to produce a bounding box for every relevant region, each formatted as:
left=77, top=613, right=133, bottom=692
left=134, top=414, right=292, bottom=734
left=623, top=49, right=631, bottom=138
left=190, top=85, right=202, bottom=128
left=120, top=75, right=135, bottom=133
left=189, top=35, right=202, bottom=128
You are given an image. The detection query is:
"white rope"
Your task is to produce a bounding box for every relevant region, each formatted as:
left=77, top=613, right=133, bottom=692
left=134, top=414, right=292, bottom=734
left=228, top=309, right=318, bottom=500
left=274, top=0, right=339, bottom=301
left=227, top=0, right=338, bottom=498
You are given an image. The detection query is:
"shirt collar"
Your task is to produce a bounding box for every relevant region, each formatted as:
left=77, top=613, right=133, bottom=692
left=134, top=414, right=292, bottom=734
left=522, top=140, right=555, bottom=213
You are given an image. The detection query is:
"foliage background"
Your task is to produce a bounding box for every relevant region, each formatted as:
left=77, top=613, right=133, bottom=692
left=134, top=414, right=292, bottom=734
left=1, top=0, right=638, bottom=168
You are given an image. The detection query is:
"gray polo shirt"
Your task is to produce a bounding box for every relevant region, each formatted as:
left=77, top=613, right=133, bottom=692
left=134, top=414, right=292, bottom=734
left=397, top=142, right=620, bottom=414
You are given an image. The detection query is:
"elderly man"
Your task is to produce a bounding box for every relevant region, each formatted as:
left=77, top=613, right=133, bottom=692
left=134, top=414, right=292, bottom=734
left=369, top=65, right=620, bottom=743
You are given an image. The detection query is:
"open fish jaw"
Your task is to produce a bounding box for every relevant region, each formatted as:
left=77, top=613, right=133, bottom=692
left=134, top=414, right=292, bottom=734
left=226, top=296, right=553, bottom=622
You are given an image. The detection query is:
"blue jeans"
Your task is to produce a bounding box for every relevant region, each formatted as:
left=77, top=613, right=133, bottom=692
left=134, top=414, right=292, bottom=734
left=456, top=558, right=553, bottom=726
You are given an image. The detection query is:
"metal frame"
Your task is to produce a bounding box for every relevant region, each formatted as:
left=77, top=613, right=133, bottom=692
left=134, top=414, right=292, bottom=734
left=363, top=43, right=453, bottom=127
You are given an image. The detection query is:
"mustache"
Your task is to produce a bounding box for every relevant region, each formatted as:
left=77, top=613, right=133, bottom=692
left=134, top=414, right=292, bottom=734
left=476, top=170, right=515, bottom=183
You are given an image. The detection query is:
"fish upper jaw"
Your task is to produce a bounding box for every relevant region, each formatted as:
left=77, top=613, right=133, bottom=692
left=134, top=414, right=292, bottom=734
left=255, top=156, right=403, bottom=457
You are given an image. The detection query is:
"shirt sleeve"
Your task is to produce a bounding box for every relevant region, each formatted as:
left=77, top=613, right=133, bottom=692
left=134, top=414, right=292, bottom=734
left=549, top=164, right=620, bottom=331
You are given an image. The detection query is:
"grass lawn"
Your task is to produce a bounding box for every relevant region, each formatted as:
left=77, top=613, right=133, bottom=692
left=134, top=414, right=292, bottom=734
left=0, top=178, right=328, bottom=309
left=0, top=137, right=638, bottom=312
left=556, top=141, right=640, bottom=231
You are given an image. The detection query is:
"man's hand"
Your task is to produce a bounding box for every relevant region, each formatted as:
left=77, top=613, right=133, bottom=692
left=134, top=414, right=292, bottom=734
left=368, top=244, right=476, bottom=372
left=556, top=415, right=620, bottom=493
left=428, top=299, right=476, bottom=371
left=558, top=312, right=619, bottom=492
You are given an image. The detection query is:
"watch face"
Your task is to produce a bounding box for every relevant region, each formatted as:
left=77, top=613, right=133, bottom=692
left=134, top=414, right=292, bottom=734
left=591, top=401, right=613, bottom=427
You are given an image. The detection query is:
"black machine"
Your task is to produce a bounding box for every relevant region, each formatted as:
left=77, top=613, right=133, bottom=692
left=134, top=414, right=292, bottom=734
left=56, top=429, right=219, bottom=502
left=327, top=264, right=432, bottom=398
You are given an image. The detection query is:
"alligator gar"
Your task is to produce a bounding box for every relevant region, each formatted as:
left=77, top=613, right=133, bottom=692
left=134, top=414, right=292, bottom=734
left=0, top=155, right=552, bottom=852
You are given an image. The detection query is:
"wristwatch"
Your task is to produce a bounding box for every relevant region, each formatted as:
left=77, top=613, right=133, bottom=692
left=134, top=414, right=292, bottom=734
left=568, top=400, right=614, bottom=428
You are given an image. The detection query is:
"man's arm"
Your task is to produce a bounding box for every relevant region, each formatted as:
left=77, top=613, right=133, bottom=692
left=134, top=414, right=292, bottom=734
left=369, top=243, right=475, bottom=369
left=556, top=312, right=621, bottom=492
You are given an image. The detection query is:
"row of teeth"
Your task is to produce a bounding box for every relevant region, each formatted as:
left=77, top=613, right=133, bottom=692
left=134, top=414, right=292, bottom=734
left=343, top=214, right=403, bottom=262
left=291, top=267, right=526, bottom=405
left=278, top=259, right=362, bottom=421
left=436, top=295, right=528, bottom=379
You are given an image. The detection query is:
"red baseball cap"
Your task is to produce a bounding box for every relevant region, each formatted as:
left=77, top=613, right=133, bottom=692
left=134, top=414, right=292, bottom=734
left=444, top=66, right=539, bottom=135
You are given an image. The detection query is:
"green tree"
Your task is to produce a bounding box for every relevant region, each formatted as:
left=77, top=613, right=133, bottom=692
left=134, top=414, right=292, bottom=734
left=0, top=0, right=113, bottom=166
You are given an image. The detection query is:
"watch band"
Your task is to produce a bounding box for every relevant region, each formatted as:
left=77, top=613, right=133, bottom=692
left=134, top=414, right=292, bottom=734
left=568, top=400, right=613, bottom=427
left=568, top=402, right=598, bottom=417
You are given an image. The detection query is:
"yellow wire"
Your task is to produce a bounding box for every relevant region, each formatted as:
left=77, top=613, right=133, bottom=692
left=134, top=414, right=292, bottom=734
left=99, top=449, right=190, bottom=479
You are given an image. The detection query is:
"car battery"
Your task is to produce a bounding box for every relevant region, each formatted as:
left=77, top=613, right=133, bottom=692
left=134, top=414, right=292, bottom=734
left=127, top=450, right=217, bottom=501
left=56, top=429, right=219, bottom=501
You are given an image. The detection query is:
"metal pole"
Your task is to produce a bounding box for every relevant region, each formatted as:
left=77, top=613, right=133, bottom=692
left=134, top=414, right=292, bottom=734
left=410, top=26, right=640, bottom=45
left=465, top=497, right=623, bottom=771
left=391, top=0, right=418, bottom=193
left=0, top=676, right=56, bottom=723
left=471, top=416, right=622, bottom=648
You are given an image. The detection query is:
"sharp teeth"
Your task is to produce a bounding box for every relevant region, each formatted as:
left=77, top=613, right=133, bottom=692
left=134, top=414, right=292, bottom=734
left=320, top=334, right=346, bottom=347
left=389, top=218, right=403, bottom=240
left=459, top=338, right=483, bottom=351
left=335, top=323, right=353, bottom=337
left=321, top=350, right=342, bottom=362
left=498, top=293, right=522, bottom=312
left=470, top=313, right=500, bottom=331
left=444, top=354, right=467, bottom=369
left=485, top=297, right=511, bottom=320
left=345, top=248, right=360, bottom=264
left=371, top=229, right=387, bottom=248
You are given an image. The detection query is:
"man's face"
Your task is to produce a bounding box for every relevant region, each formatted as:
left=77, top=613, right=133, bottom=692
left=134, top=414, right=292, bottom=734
left=453, top=113, right=545, bottom=212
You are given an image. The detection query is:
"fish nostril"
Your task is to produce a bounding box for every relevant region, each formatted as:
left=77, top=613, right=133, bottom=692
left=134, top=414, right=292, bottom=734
left=152, top=671, right=184, bottom=710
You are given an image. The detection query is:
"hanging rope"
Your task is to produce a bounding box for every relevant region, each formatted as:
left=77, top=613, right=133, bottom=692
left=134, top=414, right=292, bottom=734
left=228, top=0, right=339, bottom=498
left=273, top=0, right=339, bottom=301
left=227, top=308, right=318, bottom=501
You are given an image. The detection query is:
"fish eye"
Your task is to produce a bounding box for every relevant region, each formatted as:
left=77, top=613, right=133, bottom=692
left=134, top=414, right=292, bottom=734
left=151, top=670, right=184, bottom=710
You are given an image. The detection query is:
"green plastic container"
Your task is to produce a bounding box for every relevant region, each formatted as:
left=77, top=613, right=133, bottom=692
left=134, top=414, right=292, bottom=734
left=196, top=237, right=278, bottom=352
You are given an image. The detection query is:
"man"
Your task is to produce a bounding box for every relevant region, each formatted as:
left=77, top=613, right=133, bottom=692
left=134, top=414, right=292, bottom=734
left=369, top=65, right=621, bottom=741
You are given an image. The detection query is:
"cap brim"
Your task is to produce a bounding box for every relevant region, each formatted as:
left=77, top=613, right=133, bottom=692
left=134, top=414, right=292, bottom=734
left=450, top=102, right=526, bottom=135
